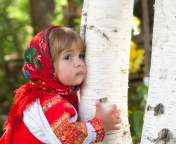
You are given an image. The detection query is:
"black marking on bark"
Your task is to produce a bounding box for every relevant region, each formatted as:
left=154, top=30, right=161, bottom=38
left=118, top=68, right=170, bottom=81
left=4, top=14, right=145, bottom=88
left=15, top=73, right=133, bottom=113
left=159, top=69, right=168, bottom=80
left=103, top=33, right=109, bottom=41
left=147, top=73, right=150, bottom=77
left=82, top=24, right=87, bottom=42
left=99, top=97, right=107, bottom=103
left=97, top=29, right=101, bottom=33
left=123, top=130, right=128, bottom=135
left=80, top=9, right=88, bottom=42
left=87, top=26, right=110, bottom=41
left=147, top=105, right=153, bottom=111
left=121, top=70, right=126, bottom=74
left=90, top=25, right=94, bottom=29
left=84, top=24, right=87, bottom=32
left=83, top=13, right=87, bottom=16
left=154, top=103, right=164, bottom=116
left=147, top=129, right=176, bottom=144
left=113, top=29, right=118, bottom=32
left=146, top=104, right=164, bottom=116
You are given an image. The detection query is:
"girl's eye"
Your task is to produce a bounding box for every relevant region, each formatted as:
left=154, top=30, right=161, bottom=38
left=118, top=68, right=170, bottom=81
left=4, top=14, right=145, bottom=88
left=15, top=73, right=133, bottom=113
left=79, top=54, right=85, bottom=59
left=65, top=55, right=71, bottom=60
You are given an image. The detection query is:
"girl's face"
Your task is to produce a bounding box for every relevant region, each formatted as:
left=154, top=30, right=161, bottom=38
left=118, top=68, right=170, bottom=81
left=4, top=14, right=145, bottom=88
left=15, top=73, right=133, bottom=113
left=54, top=42, right=86, bottom=86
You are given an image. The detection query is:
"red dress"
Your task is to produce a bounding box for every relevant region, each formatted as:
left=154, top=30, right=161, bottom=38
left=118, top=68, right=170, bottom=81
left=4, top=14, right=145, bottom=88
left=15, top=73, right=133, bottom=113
left=0, top=93, right=105, bottom=144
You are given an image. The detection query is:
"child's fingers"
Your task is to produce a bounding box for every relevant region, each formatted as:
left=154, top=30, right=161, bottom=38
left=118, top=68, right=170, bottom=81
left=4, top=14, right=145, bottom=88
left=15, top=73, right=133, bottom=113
left=115, top=109, right=121, bottom=118
left=109, top=104, right=117, bottom=113
left=116, top=117, right=122, bottom=124
left=112, top=117, right=122, bottom=126
left=96, top=101, right=102, bottom=113
left=112, top=125, right=121, bottom=130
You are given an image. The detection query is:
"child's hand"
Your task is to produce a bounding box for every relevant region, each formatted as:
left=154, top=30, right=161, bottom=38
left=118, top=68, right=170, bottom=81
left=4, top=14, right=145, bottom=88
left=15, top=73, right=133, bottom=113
left=95, top=101, right=122, bottom=131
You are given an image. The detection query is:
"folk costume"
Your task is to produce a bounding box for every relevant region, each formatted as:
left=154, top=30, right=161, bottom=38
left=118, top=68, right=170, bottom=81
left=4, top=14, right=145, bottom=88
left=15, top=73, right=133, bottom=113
left=0, top=26, right=105, bottom=144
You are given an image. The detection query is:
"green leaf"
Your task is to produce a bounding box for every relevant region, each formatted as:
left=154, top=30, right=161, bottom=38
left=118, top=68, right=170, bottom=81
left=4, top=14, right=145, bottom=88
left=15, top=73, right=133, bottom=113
left=74, top=18, right=81, bottom=24
left=140, top=99, right=146, bottom=108
left=136, top=84, right=148, bottom=99
left=133, top=110, right=144, bottom=138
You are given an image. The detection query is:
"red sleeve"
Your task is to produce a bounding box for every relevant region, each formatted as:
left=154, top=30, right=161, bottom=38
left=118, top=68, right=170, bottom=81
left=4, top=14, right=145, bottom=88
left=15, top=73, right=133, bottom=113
left=88, top=117, right=106, bottom=142
left=40, top=94, right=105, bottom=143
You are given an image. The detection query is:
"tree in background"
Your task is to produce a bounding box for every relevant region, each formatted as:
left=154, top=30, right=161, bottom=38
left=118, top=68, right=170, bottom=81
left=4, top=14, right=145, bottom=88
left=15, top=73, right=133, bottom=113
left=79, top=0, right=133, bottom=143
left=128, top=1, right=154, bottom=143
left=30, top=0, right=55, bottom=35
left=133, top=0, right=154, bottom=33
left=62, top=0, right=83, bottom=29
left=141, top=0, right=176, bottom=143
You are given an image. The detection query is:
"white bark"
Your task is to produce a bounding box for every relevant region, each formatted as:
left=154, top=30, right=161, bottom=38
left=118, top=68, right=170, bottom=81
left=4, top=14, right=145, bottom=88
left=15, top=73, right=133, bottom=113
left=141, top=0, right=176, bottom=144
left=79, top=0, right=133, bottom=143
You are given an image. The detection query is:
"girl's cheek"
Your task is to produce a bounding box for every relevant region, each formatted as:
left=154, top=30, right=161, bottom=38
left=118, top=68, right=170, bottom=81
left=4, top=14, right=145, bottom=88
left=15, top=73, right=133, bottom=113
left=65, top=74, right=71, bottom=81
left=63, top=72, right=72, bottom=82
left=59, top=75, right=71, bottom=86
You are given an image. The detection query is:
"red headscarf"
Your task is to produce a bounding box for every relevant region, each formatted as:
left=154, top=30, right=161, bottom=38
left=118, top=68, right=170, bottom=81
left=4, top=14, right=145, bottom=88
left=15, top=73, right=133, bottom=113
left=3, top=26, right=81, bottom=143
left=23, top=25, right=80, bottom=95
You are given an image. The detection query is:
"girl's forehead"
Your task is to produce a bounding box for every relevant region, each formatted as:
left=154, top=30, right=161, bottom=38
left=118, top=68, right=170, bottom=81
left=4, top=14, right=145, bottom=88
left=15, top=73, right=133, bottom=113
left=63, top=47, right=83, bottom=54
left=64, top=42, right=85, bottom=53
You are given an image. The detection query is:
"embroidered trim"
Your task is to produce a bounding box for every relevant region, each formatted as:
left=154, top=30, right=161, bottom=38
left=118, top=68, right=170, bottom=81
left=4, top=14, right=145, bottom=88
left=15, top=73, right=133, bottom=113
left=30, top=79, right=56, bottom=94
left=41, top=95, right=74, bottom=113
left=51, top=113, right=88, bottom=144
left=88, top=117, right=106, bottom=142
left=41, top=95, right=61, bottom=113
left=63, top=102, right=72, bottom=108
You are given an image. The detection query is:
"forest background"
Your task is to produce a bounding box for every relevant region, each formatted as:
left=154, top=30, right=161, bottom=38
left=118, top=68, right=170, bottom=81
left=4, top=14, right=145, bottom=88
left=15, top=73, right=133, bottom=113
left=0, top=0, right=154, bottom=143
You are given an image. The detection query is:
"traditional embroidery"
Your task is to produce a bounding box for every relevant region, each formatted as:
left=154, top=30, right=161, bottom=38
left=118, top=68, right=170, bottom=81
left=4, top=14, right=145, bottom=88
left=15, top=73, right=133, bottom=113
left=41, top=95, right=61, bottom=113
left=41, top=95, right=75, bottom=113
left=63, top=102, right=72, bottom=108
left=88, top=118, right=106, bottom=142
left=51, top=113, right=88, bottom=144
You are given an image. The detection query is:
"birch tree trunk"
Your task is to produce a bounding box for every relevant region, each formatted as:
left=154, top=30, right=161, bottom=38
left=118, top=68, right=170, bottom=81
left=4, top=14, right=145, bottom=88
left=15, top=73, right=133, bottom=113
left=79, top=0, right=133, bottom=143
left=141, top=0, right=176, bottom=143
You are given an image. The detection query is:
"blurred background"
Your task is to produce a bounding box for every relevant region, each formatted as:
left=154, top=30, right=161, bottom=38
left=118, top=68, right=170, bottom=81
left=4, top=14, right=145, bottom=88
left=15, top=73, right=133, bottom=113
left=0, top=0, right=154, bottom=143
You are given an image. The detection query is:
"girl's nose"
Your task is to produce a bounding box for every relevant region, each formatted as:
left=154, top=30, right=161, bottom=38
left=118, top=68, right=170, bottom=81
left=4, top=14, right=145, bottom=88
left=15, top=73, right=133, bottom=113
left=75, top=58, right=84, bottom=67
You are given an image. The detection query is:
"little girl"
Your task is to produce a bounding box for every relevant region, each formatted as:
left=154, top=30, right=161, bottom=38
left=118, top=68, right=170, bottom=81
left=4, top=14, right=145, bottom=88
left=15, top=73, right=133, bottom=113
left=0, top=26, right=122, bottom=144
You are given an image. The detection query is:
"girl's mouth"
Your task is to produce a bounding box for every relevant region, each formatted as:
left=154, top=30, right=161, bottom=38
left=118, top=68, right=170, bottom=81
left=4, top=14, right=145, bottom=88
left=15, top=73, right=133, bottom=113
left=76, top=71, right=84, bottom=76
